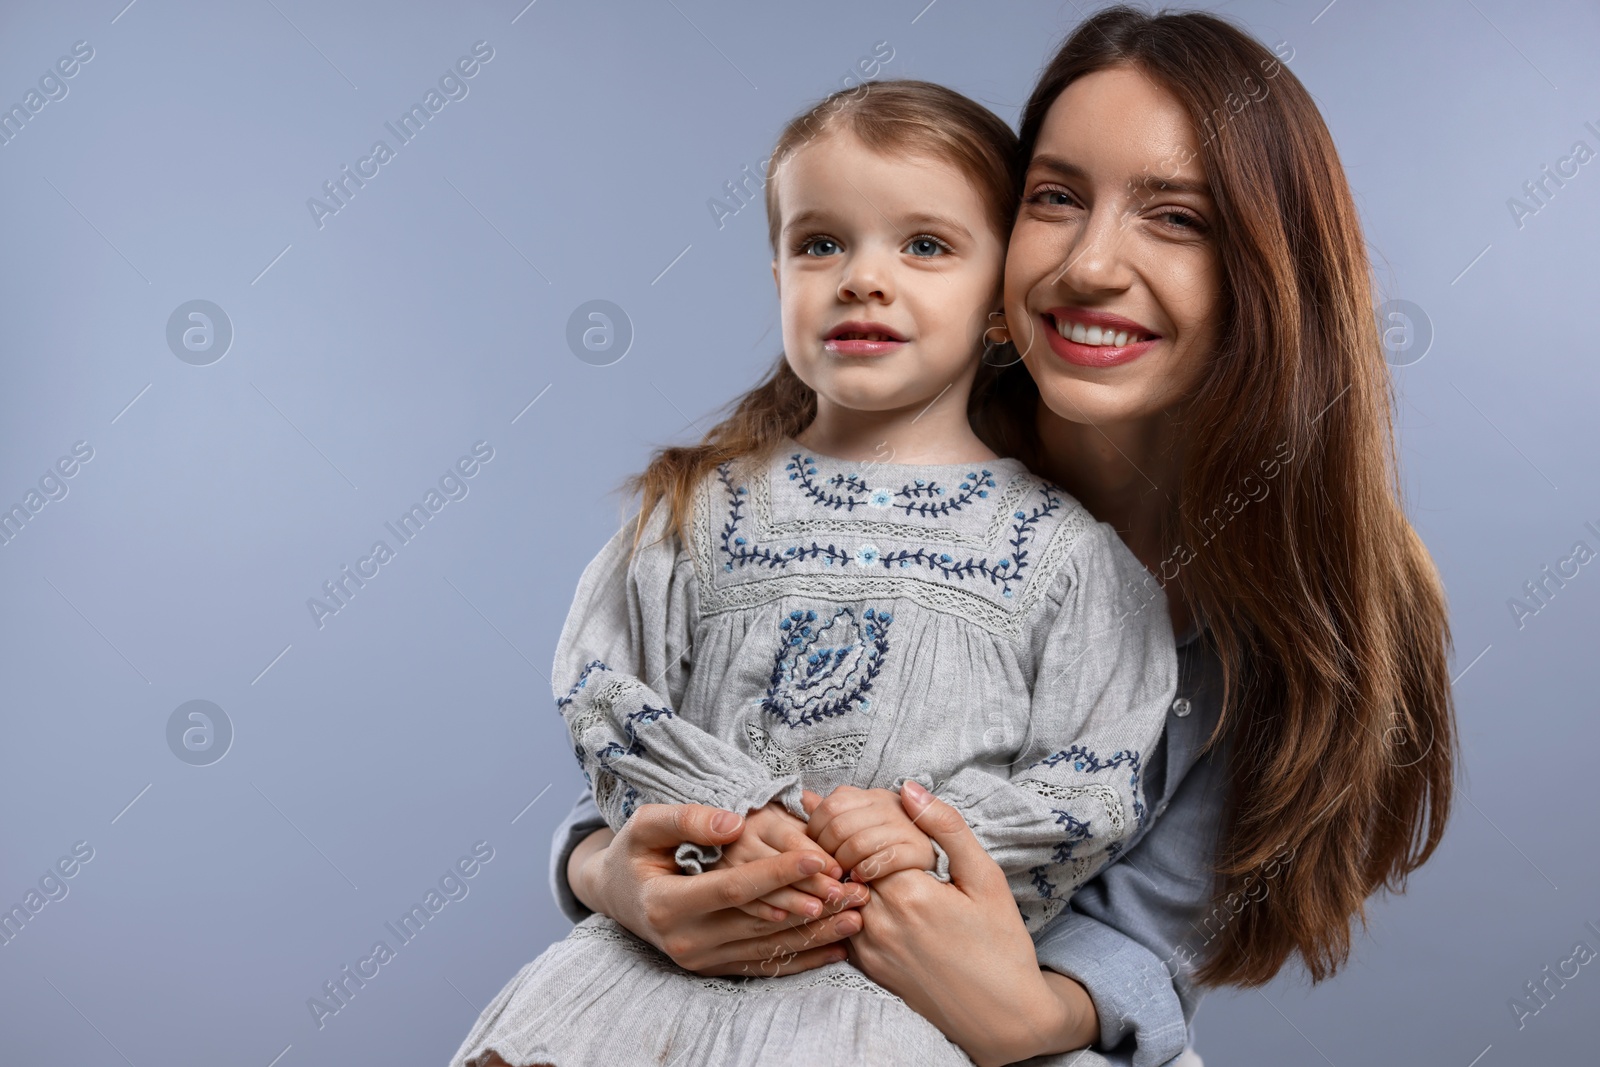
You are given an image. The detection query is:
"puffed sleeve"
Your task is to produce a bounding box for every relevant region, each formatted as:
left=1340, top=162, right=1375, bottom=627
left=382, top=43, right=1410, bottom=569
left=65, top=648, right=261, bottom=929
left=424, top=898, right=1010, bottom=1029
left=553, top=500, right=804, bottom=841
left=933, top=518, right=1177, bottom=932
left=1031, top=635, right=1229, bottom=1066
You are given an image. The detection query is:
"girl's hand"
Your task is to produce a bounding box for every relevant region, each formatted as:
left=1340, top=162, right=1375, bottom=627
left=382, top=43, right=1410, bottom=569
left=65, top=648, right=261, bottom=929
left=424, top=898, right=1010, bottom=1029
left=803, top=785, right=936, bottom=881
left=569, top=802, right=869, bottom=977
left=848, top=782, right=1101, bottom=1067
left=711, top=802, right=858, bottom=922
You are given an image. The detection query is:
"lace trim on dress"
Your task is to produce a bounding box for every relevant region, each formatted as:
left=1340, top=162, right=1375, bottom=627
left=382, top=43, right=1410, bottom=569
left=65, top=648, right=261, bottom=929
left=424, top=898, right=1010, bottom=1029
left=745, top=722, right=869, bottom=772
left=759, top=458, right=1034, bottom=546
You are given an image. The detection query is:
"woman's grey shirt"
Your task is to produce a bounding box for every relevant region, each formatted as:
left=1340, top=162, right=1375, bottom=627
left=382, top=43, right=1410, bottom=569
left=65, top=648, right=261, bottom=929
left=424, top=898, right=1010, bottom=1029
left=549, top=627, right=1227, bottom=1067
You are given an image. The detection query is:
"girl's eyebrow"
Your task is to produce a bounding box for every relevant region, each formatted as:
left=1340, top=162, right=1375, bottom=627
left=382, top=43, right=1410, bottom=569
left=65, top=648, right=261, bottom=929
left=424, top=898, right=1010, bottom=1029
left=1029, top=152, right=1212, bottom=199
left=783, top=207, right=973, bottom=242
left=898, top=212, right=973, bottom=241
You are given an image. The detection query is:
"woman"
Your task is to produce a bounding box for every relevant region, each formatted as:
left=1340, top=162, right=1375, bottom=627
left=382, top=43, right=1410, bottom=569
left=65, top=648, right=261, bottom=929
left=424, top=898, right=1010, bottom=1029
left=530, top=6, right=1455, bottom=1065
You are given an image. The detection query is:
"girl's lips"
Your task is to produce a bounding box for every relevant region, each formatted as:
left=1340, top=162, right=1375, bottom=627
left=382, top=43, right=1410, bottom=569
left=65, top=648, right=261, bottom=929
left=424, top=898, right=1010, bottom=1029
left=1041, top=313, right=1158, bottom=368
left=823, top=338, right=906, bottom=357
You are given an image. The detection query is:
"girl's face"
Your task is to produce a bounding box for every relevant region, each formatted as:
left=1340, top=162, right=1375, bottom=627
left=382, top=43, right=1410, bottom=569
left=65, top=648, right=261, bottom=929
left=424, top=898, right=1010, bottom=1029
left=772, top=130, right=1006, bottom=417
left=1005, top=65, right=1223, bottom=428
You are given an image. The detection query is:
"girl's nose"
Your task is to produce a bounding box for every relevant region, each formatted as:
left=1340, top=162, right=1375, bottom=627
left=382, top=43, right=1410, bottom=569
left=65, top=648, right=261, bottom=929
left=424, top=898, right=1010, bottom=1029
left=838, top=251, right=894, bottom=304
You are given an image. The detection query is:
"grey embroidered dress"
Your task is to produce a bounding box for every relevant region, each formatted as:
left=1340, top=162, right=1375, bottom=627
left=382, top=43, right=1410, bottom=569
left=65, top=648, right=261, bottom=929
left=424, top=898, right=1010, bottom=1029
left=449, top=441, right=1178, bottom=1067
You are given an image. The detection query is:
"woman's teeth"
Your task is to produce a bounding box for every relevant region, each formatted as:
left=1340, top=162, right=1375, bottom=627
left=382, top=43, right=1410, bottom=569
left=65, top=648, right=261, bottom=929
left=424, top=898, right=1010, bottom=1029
left=1054, top=318, right=1152, bottom=347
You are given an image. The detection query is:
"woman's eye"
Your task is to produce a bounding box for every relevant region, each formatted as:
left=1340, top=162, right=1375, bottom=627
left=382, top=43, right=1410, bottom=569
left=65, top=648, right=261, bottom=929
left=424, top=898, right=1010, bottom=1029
left=1026, top=188, right=1076, bottom=208
left=802, top=237, right=842, bottom=257
left=904, top=235, right=948, bottom=257
left=1158, top=210, right=1206, bottom=232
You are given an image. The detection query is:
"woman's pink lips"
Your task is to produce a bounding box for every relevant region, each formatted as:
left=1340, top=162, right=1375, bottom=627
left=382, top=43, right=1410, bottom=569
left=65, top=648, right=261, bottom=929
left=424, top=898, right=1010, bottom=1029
left=823, top=338, right=907, bottom=357
left=1041, top=314, right=1158, bottom=367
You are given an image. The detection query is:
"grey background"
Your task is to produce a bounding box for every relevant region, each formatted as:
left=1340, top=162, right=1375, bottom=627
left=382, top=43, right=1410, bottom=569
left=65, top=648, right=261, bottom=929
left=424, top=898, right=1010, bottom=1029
left=0, top=0, right=1595, bottom=1064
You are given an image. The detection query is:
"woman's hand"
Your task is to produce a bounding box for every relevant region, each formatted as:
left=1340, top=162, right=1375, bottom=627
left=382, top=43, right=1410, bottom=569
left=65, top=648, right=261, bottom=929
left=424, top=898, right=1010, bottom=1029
left=568, top=802, right=870, bottom=978
left=844, top=782, right=1102, bottom=1067
left=712, top=802, right=852, bottom=921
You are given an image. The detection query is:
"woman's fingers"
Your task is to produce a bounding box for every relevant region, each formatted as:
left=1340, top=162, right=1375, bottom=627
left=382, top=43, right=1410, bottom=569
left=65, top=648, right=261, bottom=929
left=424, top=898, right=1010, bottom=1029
left=696, top=942, right=848, bottom=979
left=849, top=845, right=926, bottom=882
left=751, top=885, right=827, bottom=920
left=798, top=873, right=870, bottom=907
left=898, top=781, right=1004, bottom=894
left=734, top=898, right=790, bottom=922
left=625, top=802, right=747, bottom=852
left=679, top=849, right=832, bottom=915
left=698, top=908, right=864, bottom=974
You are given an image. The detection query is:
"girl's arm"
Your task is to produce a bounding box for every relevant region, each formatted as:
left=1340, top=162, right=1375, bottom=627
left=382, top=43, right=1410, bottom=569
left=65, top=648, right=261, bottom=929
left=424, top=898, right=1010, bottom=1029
left=929, top=521, right=1178, bottom=931
left=555, top=505, right=807, bottom=840
left=1030, top=703, right=1227, bottom=1065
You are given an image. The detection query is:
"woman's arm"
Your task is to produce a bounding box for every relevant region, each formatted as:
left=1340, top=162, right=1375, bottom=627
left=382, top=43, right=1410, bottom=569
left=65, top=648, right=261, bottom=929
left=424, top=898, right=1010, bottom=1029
left=848, top=783, right=1099, bottom=1066
left=854, top=658, right=1227, bottom=1067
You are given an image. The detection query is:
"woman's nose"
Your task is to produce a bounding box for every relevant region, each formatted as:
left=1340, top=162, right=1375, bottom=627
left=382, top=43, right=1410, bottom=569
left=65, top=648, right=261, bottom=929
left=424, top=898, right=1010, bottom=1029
left=1055, top=207, right=1135, bottom=293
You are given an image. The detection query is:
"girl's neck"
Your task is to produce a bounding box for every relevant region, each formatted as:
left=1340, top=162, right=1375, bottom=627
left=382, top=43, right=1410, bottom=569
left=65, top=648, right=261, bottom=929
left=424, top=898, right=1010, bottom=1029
left=794, top=392, right=997, bottom=466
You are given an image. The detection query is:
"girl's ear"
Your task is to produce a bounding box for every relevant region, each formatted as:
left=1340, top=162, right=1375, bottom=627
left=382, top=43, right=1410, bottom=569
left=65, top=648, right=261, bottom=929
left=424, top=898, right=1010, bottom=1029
left=771, top=259, right=780, bottom=294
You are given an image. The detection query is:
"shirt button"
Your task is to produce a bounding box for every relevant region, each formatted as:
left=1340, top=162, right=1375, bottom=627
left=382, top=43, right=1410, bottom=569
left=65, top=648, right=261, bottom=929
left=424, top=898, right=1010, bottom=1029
left=1170, top=696, right=1192, bottom=717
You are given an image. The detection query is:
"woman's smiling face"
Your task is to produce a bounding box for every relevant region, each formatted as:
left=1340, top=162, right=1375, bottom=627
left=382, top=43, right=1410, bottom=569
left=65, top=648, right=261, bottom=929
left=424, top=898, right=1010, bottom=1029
left=1005, top=64, right=1223, bottom=428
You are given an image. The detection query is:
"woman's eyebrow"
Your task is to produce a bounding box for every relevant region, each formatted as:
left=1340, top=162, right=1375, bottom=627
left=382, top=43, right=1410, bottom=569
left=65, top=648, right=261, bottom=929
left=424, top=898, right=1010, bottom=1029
left=1029, top=152, right=1212, bottom=198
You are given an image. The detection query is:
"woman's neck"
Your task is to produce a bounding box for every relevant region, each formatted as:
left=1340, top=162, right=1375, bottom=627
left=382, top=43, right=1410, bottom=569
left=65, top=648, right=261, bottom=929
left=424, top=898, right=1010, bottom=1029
left=794, top=390, right=997, bottom=466
left=1030, top=399, right=1193, bottom=632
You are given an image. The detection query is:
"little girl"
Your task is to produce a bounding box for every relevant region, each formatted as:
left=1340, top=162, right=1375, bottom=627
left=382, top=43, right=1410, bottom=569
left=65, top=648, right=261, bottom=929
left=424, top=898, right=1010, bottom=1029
left=452, top=80, right=1177, bottom=1066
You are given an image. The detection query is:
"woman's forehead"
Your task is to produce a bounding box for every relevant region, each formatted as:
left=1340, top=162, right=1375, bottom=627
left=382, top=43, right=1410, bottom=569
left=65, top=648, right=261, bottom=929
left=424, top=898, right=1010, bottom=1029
left=1032, top=68, right=1208, bottom=190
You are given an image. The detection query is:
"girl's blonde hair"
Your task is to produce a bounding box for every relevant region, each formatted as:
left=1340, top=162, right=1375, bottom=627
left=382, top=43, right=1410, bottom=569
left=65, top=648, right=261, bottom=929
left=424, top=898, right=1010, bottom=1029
left=625, top=79, right=1021, bottom=546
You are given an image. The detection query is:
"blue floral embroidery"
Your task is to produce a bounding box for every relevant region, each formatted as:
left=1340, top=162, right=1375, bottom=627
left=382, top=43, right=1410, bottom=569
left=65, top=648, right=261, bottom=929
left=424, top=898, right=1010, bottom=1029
left=875, top=485, right=1060, bottom=598
left=595, top=704, right=676, bottom=763
left=785, top=454, right=997, bottom=519
left=1033, top=744, right=1147, bottom=827
left=619, top=783, right=642, bottom=820
left=556, top=659, right=609, bottom=710
left=762, top=606, right=893, bottom=727
left=720, top=464, right=1062, bottom=603
left=1023, top=747, right=1143, bottom=901
left=558, top=659, right=611, bottom=776
left=720, top=465, right=852, bottom=571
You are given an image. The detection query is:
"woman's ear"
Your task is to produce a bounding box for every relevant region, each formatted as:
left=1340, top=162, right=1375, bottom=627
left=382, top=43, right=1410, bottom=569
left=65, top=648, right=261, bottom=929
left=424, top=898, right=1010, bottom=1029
left=984, top=310, right=1010, bottom=345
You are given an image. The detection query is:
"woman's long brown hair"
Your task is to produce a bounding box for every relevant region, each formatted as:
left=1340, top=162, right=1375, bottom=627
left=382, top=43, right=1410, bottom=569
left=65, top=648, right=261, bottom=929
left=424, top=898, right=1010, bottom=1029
left=973, top=5, right=1457, bottom=986
left=624, top=80, right=1021, bottom=545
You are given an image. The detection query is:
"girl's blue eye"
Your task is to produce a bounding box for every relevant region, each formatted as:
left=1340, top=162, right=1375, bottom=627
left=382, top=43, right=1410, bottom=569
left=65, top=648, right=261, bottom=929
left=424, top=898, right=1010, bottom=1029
left=905, top=236, right=947, bottom=257
left=803, top=237, right=841, bottom=257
